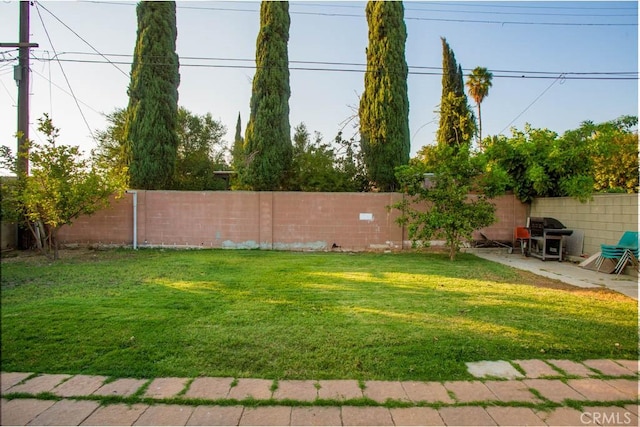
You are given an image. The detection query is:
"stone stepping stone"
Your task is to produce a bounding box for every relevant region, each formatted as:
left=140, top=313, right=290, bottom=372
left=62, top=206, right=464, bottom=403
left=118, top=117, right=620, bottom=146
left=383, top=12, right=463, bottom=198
left=93, top=378, right=146, bottom=397
left=465, top=360, right=524, bottom=379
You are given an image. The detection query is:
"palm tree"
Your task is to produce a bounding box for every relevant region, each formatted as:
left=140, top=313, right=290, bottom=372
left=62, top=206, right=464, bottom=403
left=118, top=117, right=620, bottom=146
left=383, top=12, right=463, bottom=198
left=466, top=67, right=493, bottom=146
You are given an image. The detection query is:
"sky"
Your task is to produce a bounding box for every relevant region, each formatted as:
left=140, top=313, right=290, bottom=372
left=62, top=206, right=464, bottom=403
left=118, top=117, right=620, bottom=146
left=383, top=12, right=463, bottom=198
left=0, top=1, right=637, bottom=173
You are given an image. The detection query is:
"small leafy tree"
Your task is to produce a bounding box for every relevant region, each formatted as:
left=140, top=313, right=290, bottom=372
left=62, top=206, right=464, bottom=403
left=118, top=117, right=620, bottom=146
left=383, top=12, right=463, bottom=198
left=1, top=115, right=127, bottom=259
left=393, top=143, right=498, bottom=260
left=284, top=124, right=369, bottom=192
left=174, top=108, right=228, bottom=191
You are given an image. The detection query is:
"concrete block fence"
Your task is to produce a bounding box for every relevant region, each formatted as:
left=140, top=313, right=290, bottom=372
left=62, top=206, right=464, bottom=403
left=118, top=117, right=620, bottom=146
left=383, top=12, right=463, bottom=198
left=56, top=191, right=528, bottom=252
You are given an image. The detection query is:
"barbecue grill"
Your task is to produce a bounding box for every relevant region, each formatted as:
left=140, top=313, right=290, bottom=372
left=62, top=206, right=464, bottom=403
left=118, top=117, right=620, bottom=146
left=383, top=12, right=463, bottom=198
left=527, top=217, right=573, bottom=261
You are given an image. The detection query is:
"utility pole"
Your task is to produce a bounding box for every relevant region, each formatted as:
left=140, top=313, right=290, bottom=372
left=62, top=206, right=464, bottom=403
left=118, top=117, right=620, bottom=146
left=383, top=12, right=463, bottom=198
left=0, top=1, right=38, bottom=249
left=0, top=1, right=38, bottom=176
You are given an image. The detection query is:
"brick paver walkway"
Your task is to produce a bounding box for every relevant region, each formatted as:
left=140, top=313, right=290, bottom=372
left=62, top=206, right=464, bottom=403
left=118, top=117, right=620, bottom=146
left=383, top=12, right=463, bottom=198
left=1, top=359, right=637, bottom=426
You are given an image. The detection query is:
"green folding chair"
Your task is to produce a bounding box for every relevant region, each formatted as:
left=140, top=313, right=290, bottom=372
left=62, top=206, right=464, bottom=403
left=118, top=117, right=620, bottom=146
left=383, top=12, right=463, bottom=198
left=597, top=231, right=639, bottom=275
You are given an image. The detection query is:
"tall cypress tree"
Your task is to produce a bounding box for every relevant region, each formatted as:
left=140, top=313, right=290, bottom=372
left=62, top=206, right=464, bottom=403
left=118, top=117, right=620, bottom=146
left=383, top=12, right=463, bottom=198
left=437, top=38, right=475, bottom=148
left=231, top=112, right=244, bottom=172
left=359, top=1, right=410, bottom=192
left=125, top=1, right=180, bottom=190
left=242, top=1, right=292, bottom=191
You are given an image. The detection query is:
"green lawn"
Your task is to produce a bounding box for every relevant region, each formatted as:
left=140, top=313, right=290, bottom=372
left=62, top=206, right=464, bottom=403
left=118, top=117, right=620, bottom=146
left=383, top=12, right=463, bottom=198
left=1, top=249, right=637, bottom=381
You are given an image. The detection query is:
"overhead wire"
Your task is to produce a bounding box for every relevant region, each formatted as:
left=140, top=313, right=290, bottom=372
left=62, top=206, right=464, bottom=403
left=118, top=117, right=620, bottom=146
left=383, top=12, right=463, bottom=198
left=499, top=74, right=566, bottom=134
left=26, top=55, right=638, bottom=80
left=34, top=1, right=97, bottom=143
left=29, top=67, right=103, bottom=115
left=37, top=51, right=639, bottom=77
left=76, top=0, right=637, bottom=27
left=34, top=1, right=129, bottom=79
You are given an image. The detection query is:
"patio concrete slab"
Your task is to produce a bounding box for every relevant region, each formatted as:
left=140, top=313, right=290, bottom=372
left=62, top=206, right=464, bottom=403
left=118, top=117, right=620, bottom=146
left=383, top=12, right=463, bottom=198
left=186, top=405, right=244, bottom=426
left=317, top=380, right=363, bottom=400
left=546, top=359, right=596, bottom=377
left=485, top=407, right=545, bottom=426
left=444, top=381, right=498, bottom=403
left=400, top=381, right=454, bottom=403
left=52, top=375, right=107, bottom=397
left=470, top=250, right=638, bottom=299
left=582, top=359, right=637, bottom=376
left=272, top=380, right=318, bottom=401
left=228, top=378, right=273, bottom=400
left=93, top=378, right=146, bottom=398
left=523, top=379, right=586, bottom=402
left=290, top=406, right=341, bottom=426
left=27, top=399, right=100, bottom=426
left=614, top=359, right=639, bottom=374
left=512, top=359, right=560, bottom=378
left=1, top=372, right=33, bottom=393
left=389, top=407, right=443, bottom=426
left=341, top=406, right=393, bottom=426
left=536, top=407, right=591, bottom=426
left=239, top=406, right=292, bottom=426
left=363, top=380, right=410, bottom=403
left=567, top=378, right=633, bottom=401
left=1, top=398, right=56, bottom=426
left=582, top=406, right=639, bottom=426
left=143, top=377, right=189, bottom=399
left=80, top=403, right=149, bottom=426
left=133, top=404, right=193, bottom=426
left=183, top=377, right=233, bottom=400
left=438, top=406, right=496, bottom=426
left=465, top=360, right=523, bottom=379
left=483, top=380, right=541, bottom=403
left=8, top=374, right=71, bottom=394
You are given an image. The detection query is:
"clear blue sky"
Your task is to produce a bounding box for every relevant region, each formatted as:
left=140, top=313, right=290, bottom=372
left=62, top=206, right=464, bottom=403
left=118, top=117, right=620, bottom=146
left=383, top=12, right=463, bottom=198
left=1, top=1, right=637, bottom=170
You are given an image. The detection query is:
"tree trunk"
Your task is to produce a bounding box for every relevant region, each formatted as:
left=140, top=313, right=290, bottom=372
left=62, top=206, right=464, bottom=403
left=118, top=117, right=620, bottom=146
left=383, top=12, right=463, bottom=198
left=51, top=227, right=60, bottom=260
left=477, top=102, right=482, bottom=147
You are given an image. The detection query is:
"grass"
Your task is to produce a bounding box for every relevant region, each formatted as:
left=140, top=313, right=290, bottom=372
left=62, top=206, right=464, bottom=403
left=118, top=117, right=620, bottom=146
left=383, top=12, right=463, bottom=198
left=1, top=248, right=637, bottom=381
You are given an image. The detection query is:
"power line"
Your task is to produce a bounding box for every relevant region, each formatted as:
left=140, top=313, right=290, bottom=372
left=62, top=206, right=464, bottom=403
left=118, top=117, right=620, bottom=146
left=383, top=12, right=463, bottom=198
left=499, top=74, right=566, bottom=134
left=34, top=2, right=96, bottom=143
left=293, top=1, right=636, bottom=16
left=34, top=1, right=129, bottom=79
left=41, top=50, right=639, bottom=77
left=29, top=68, right=103, bottom=115
left=425, top=2, right=638, bottom=11
left=26, top=55, right=638, bottom=81
left=77, top=1, right=637, bottom=27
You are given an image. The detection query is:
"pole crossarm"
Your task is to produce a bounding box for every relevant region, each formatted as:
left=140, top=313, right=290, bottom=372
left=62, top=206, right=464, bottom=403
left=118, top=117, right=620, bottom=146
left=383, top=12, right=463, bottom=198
left=0, top=42, right=39, bottom=48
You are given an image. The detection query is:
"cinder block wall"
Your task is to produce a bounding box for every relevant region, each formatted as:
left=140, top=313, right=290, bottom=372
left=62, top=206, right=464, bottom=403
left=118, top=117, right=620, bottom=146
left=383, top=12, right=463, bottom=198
left=58, top=191, right=527, bottom=251
left=531, top=194, right=639, bottom=256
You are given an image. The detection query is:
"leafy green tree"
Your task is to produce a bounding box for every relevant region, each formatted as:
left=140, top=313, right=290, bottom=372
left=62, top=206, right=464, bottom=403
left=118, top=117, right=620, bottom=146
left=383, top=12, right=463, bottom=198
left=359, top=0, right=410, bottom=191
left=95, top=108, right=129, bottom=176
left=582, top=116, right=638, bottom=193
left=437, top=38, right=476, bottom=148
left=394, top=143, right=497, bottom=261
left=96, top=107, right=229, bottom=191
left=124, top=1, right=180, bottom=190
left=283, top=124, right=369, bottom=192
left=466, top=67, right=493, bottom=145
left=287, top=123, right=338, bottom=191
left=483, top=124, right=596, bottom=202
left=242, top=1, right=292, bottom=190
left=174, top=108, right=228, bottom=190
left=0, top=115, right=127, bottom=259
left=333, top=132, right=370, bottom=192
